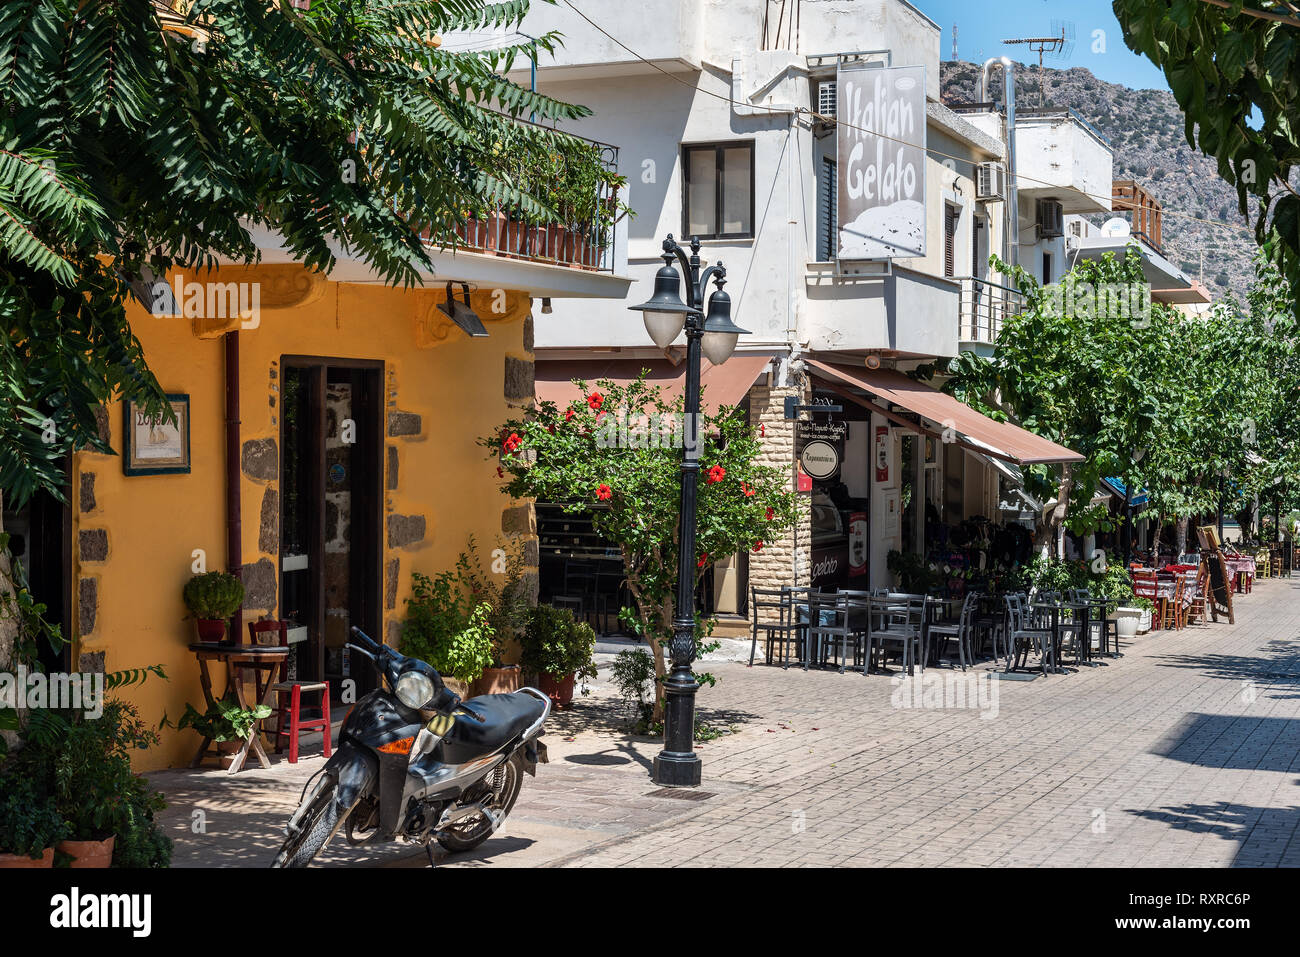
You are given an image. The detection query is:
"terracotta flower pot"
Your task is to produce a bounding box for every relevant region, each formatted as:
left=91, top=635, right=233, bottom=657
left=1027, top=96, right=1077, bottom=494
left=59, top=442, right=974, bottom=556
left=58, top=836, right=115, bottom=869
left=443, top=676, right=470, bottom=701
left=472, top=665, right=520, bottom=698
left=498, top=217, right=525, bottom=256
left=544, top=225, right=568, bottom=261
left=0, top=848, right=54, bottom=868
left=483, top=211, right=506, bottom=251
left=196, top=618, right=227, bottom=643
left=538, top=672, right=576, bottom=709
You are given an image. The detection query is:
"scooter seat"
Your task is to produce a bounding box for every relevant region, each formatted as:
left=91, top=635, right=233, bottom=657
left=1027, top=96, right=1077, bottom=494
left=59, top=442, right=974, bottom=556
left=440, top=692, right=545, bottom=765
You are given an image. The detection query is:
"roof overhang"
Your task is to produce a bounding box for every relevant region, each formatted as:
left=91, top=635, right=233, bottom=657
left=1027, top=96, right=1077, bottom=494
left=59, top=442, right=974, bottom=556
left=1072, top=237, right=1194, bottom=292
left=235, top=223, right=634, bottom=300
left=535, top=355, right=772, bottom=415
left=807, top=359, right=1084, bottom=466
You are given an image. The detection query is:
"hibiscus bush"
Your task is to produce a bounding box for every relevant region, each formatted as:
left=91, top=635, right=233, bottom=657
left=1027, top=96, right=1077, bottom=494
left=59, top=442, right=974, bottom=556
left=484, top=374, right=795, bottom=720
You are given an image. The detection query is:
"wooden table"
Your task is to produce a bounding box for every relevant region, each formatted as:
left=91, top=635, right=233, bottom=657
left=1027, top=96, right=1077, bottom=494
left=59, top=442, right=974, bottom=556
left=188, top=642, right=289, bottom=773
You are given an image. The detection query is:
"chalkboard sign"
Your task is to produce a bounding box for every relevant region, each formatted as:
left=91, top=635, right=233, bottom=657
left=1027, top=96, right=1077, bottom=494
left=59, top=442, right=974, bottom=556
left=1196, top=525, right=1235, bottom=625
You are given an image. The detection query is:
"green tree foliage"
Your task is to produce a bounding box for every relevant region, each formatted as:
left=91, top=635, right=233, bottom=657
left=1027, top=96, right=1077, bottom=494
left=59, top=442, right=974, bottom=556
left=0, top=0, right=588, bottom=503
left=485, top=376, right=796, bottom=720
left=1113, top=0, right=1300, bottom=320
left=942, top=248, right=1300, bottom=544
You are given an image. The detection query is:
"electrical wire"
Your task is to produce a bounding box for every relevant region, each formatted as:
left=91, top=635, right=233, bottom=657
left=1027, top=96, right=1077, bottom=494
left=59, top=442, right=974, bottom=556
left=557, top=0, right=1274, bottom=239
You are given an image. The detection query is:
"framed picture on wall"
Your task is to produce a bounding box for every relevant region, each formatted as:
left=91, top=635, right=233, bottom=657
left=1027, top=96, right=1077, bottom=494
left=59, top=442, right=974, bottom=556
left=123, top=393, right=191, bottom=475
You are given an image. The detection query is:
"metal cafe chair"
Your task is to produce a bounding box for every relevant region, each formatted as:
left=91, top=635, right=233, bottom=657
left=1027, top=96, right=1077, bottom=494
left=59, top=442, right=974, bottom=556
left=1004, top=593, right=1053, bottom=676
left=926, top=591, right=979, bottom=671
left=809, top=591, right=866, bottom=674
left=868, top=595, right=925, bottom=675
left=748, top=586, right=808, bottom=669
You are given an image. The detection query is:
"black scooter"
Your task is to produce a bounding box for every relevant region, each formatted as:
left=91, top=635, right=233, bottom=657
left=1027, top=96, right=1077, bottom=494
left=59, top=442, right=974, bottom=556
left=271, top=626, right=548, bottom=867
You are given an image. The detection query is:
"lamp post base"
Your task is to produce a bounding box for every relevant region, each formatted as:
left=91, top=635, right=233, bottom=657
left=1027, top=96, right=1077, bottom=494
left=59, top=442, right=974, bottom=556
left=653, top=750, right=702, bottom=788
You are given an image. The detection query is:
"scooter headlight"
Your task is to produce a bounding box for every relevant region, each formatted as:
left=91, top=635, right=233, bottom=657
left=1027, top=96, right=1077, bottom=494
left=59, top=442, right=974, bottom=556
left=395, top=671, right=435, bottom=710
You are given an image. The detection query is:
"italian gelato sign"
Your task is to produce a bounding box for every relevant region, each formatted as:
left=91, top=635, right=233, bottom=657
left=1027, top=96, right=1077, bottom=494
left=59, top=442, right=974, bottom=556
left=837, top=62, right=927, bottom=259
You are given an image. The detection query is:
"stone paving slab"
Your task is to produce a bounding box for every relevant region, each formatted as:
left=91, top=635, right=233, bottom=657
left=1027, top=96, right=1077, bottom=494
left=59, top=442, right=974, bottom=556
left=155, top=576, right=1300, bottom=867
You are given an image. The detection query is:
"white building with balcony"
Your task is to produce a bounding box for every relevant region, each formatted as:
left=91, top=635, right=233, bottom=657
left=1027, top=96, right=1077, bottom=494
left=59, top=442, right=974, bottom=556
left=471, top=0, right=1085, bottom=616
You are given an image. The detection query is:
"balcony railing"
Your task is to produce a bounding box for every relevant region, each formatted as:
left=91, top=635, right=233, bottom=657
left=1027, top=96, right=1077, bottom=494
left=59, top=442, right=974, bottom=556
left=420, top=121, right=623, bottom=273
left=957, top=276, right=1024, bottom=345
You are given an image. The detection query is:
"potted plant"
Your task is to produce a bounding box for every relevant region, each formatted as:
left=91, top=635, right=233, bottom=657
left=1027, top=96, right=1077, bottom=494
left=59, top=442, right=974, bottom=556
left=459, top=540, right=529, bottom=697
left=520, top=604, right=597, bottom=709
left=176, top=694, right=272, bottom=769
left=0, top=773, right=64, bottom=868
left=401, top=568, right=495, bottom=698
left=183, top=570, right=245, bottom=644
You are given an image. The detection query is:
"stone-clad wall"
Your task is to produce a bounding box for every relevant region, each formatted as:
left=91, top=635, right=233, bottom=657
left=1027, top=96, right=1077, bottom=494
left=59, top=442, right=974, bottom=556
left=747, top=378, right=810, bottom=623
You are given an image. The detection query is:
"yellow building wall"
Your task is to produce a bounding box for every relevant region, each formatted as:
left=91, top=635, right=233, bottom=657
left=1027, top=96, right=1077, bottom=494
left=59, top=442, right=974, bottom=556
left=71, top=265, right=535, bottom=770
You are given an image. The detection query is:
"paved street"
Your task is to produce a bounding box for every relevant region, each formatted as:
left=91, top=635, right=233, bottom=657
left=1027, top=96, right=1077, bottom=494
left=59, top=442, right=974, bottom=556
left=156, top=576, right=1300, bottom=867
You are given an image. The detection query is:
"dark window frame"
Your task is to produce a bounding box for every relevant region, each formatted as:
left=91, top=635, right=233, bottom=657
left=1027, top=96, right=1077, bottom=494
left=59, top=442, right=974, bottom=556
left=681, top=141, right=756, bottom=241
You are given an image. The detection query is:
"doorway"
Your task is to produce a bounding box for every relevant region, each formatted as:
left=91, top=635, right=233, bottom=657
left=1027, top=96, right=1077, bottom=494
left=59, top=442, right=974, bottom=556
left=280, top=359, right=383, bottom=698
left=2, top=471, right=72, bottom=673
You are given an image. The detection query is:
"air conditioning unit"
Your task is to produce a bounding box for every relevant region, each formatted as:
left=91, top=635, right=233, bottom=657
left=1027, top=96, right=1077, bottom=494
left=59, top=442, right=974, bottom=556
left=818, top=80, right=837, bottom=116
left=1037, top=199, right=1064, bottom=238
left=975, top=162, right=1006, bottom=201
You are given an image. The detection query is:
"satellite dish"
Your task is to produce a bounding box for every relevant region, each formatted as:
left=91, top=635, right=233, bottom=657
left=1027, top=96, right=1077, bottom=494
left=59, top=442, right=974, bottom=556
left=1100, top=217, right=1131, bottom=239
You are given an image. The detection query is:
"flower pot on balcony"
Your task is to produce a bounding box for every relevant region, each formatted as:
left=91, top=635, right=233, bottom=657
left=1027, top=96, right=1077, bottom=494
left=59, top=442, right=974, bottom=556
left=544, top=225, right=568, bottom=262
left=482, top=211, right=506, bottom=251
left=472, top=664, right=521, bottom=698
left=497, top=217, right=525, bottom=257
left=57, top=836, right=115, bottom=869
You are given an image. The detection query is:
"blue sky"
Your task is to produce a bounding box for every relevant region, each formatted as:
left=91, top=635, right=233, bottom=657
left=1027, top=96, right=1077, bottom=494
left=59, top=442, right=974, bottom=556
left=914, top=0, right=1172, bottom=92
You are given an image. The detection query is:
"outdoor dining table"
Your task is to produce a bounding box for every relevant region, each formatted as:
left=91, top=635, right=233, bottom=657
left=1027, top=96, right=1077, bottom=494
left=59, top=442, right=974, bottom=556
left=1030, top=601, right=1091, bottom=673
left=1223, top=556, right=1257, bottom=593
left=187, top=642, right=289, bottom=773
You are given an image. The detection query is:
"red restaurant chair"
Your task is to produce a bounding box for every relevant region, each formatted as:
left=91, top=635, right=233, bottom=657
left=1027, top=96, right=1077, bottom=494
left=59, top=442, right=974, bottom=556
left=248, top=620, right=332, bottom=763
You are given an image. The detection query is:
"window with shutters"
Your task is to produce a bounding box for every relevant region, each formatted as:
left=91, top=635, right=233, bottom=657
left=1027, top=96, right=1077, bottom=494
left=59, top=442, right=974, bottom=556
left=818, top=157, right=837, bottom=261
left=943, top=204, right=959, bottom=278
left=681, top=142, right=754, bottom=240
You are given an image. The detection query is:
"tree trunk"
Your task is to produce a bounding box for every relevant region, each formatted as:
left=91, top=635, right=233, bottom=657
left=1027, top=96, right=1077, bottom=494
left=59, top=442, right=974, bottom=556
left=1035, top=464, right=1074, bottom=556
left=1175, top=516, right=1189, bottom=559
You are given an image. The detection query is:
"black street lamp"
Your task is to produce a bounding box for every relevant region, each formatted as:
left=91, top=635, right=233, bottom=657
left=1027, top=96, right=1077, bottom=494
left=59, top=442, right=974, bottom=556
left=629, top=234, right=748, bottom=787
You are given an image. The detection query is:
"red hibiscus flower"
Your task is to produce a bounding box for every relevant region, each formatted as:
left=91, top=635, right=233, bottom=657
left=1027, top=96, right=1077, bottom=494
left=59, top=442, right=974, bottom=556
left=595, top=411, right=607, bottom=426
left=501, top=432, right=521, bottom=454
left=587, top=392, right=603, bottom=410
left=759, top=424, right=766, bottom=437
left=565, top=408, right=577, bottom=422
left=697, top=553, right=709, bottom=568
left=706, top=464, right=726, bottom=484
left=741, top=481, right=755, bottom=497
left=496, top=466, right=504, bottom=478
left=765, top=507, right=775, bottom=522
left=752, top=540, right=764, bottom=552
left=596, top=484, right=612, bottom=501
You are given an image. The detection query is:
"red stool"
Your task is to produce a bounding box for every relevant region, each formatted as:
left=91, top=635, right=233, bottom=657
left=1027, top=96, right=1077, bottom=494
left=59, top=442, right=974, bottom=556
left=248, top=621, right=332, bottom=763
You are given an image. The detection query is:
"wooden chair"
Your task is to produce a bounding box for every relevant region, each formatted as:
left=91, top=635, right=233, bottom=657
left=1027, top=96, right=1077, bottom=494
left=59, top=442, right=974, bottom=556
left=248, top=620, right=331, bottom=764
left=1132, top=570, right=1159, bottom=629
left=1159, top=575, right=1185, bottom=630
left=1185, top=564, right=1211, bottom=625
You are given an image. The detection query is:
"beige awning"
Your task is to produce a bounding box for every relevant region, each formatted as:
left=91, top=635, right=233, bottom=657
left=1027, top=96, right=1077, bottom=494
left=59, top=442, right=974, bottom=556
left=535, top=355, right=771, bottom=414
left=808, top=359, right=1084, bottom=466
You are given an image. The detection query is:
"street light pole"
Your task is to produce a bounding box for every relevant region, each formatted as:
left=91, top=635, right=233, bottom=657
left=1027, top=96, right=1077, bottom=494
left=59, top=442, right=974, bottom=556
left=629, top=234, right=748, bottom=787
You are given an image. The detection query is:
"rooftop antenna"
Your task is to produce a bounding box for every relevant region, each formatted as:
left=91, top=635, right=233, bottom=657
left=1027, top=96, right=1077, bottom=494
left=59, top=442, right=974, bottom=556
left=1002, top=22, right=1074, bottom=108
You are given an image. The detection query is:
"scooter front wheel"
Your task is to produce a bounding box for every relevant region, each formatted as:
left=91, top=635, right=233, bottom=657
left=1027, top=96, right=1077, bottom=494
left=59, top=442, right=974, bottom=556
left=436, top=753, right=525, bottom=854
left=271, top=780, right=342, bottom=868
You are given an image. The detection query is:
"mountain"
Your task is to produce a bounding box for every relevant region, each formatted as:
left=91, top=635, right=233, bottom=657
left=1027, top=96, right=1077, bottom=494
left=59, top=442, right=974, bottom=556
left=941, top=60, right=1258, bottom=304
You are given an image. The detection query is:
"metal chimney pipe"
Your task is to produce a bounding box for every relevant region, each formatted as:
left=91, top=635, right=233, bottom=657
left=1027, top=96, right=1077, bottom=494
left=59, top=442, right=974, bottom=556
left=979, top=57, right=1019, bottom=270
